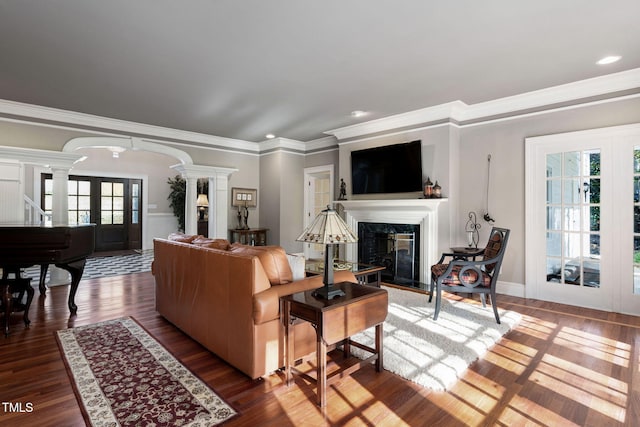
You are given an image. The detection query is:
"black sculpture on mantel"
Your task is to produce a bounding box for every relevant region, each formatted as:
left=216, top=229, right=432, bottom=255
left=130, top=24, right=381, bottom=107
left=338, top=178, right=347, bottom=200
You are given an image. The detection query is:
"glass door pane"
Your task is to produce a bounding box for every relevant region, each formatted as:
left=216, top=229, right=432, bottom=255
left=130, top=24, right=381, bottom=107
left=43, top=176, right=91, bottom=225
left=633, top=147, right=640, bottom=295
left=545, top=150, right=600, bottom=288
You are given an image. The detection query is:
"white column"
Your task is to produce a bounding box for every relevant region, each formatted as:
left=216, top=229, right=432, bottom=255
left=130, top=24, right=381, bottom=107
left=211, top=173, right=231, bottom=239
left=51, top=167, right=69, bottom=226
left=49, top=166, right=71, bottom=285
left=184, top=176, right=198, bottom=235
left=0, top=161, right=23, bottom=223
left=207, top=177, right=215, bottom=238
left=172, top=164, right=238, bottom=238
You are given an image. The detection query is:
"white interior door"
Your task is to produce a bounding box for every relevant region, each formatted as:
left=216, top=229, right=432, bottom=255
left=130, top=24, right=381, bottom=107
left=302, top=165, right=334, bottom=260
left=526, top=124, right=640, bottom=315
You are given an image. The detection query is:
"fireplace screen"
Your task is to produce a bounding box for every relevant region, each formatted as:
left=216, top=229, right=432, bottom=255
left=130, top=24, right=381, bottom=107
left=358, top=222, right=420, bottom=286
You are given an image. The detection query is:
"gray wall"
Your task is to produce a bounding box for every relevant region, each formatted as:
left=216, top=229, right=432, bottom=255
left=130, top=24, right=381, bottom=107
left=259, top=151, right=305, bottom=252
left=73, top=147, right=177, bottom=213
left=0, top=120, right=95, bottom=150
left=304, top=147, right=340, bottom=196
left=331, top=96, right=640, bottom=290
left=4, top=95, right=640, bottom=287
left=458, top=96, right=640, bottom=286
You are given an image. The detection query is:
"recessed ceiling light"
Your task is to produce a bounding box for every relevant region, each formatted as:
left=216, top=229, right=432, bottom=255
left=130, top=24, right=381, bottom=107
left=597, top=55, right=621, bottom=65
left=265, top=134, right=275, bottom=139
left=351, top=110, right=367, bottom=118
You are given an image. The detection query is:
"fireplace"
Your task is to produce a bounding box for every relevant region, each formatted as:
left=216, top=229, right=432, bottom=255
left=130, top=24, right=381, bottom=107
left=358, top=222, right=420, bottom=286
left=337, top=198, right=446, bottom=288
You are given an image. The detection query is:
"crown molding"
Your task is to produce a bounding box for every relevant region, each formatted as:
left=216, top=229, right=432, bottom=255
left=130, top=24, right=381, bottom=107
left=304, top=136, right=339, bottom=153
left=258, top=137, right=307, bottom=154
left=326, top=68, right=640, bottom=140
left=3, top=68, right=639, bottom=151
left=171, top=163, right=238, bottom=178
left=459, top=67, right=640, bottom=122
left=326, top=101, right=467, bottom=141
left=0, top=99, right=259, bottom=153
left=0, top=145, right=84, bottom=168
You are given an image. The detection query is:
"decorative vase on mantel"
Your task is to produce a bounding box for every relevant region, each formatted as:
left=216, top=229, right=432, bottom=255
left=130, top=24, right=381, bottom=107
left=423, top=177, right=433, bottom=198
left=433, top=181, right=442, bottom=198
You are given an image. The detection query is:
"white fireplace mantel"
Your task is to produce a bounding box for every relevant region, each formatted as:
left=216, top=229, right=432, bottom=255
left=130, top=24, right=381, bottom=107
left=334, top=198, right=447, bottom=285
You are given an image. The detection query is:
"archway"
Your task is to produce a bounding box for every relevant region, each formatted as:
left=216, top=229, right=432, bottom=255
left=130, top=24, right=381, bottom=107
left=64, top=137, right=236, bottom=240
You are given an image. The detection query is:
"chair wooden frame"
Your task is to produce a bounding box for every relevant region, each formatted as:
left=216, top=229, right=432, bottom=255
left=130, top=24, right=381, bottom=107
left=429, top=227, right=510, bottom=324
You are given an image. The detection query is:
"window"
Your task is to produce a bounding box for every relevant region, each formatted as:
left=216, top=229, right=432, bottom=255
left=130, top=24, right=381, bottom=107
left=101, top=182, right=124, bottom=225
left=43, top=177, right=91, bottom=226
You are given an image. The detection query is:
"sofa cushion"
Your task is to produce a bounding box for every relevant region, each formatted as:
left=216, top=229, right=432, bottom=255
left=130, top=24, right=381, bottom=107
left=230, top=244, right=293, bottom=286
left=191, top=237, right=231, bottom=250
left=167, top=232, right=202, bottom=243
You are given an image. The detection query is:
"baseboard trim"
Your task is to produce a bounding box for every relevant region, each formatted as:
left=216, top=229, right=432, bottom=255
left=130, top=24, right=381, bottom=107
left=497, top=281, right=525, bottom=298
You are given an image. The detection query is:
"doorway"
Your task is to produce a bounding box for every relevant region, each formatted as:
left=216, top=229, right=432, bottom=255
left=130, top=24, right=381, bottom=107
left=41, top=174, right=142, bottom=252
left=525, top=124, right=640, bottom=314
left=302, top=165, right=334, bottom=260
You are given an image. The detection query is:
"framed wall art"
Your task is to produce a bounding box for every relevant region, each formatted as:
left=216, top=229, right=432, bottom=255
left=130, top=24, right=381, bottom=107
left=231, top=187, right=257, bottom=207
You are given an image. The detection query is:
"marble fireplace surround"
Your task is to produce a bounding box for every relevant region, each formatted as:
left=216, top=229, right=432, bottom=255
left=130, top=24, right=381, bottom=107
left=336, top=199, right=447, bottom=285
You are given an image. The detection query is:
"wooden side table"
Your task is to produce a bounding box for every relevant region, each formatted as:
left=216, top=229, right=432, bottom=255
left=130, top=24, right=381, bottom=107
left=450, top=246, right=485, bottom=260
left=305, top=261, right=386, bottom=287
left=228, top=228, right=268, bottom=246
left=197, top=220, right=208, bottom=237
left=281, top=282, right=388, bottom=407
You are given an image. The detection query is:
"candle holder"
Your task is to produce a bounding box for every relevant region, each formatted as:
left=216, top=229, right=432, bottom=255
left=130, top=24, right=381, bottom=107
left=465, top=211, right=481, bottom=248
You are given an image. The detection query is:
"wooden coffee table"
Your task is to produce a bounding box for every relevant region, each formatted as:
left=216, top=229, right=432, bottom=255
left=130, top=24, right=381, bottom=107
left=281, top=282, right=388, bottom=407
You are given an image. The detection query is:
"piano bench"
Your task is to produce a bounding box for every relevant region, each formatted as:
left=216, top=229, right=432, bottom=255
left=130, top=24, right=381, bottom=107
left=1, top=276, right=34, bottom=337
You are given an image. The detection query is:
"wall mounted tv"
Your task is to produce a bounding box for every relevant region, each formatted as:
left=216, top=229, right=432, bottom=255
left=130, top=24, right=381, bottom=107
left=351, top=140, right=423, bottom=194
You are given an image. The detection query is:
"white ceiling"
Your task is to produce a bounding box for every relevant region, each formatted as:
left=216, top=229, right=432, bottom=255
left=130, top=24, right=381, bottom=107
left=1, top=1, right=639, bottom=143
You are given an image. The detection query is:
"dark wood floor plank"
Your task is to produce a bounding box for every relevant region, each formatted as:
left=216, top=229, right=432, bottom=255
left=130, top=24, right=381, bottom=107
left=0, top=273, right=638, bottom=426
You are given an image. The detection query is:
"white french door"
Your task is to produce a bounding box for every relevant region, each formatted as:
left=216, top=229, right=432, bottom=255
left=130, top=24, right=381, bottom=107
left=526, top=124, right=640, bottom=315
left=302, top=165, right=334, bottom=260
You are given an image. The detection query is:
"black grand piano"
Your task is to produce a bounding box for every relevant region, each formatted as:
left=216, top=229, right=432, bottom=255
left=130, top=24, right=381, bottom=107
left=0, top=224, right=95, bottom=334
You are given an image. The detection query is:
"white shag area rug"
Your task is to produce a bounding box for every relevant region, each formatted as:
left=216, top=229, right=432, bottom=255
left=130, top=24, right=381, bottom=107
left=350, top=286, right=521, bottom=391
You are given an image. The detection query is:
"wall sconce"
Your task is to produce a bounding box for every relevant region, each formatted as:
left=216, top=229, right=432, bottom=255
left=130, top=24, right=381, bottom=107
left=465, top=211, right=481, bottom=248
left=196, top=194, right=209, bottom=220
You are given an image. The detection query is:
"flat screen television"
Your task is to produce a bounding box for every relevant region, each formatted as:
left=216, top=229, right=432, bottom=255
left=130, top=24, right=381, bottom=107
left=351, top=140, right=423, bottom=194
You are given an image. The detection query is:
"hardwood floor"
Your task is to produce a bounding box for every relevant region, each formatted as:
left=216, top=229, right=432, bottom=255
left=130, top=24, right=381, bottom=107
left=1, top=272, right=638, bottom=426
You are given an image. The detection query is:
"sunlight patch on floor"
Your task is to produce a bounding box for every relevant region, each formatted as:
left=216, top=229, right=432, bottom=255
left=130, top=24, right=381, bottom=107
left=517, top=316, right=557, bottom=340
left=499, top=394, right=582, bottom=426
left=529, top=370, right=626, bottom=423
left=553, top=326, right=631, bottom=367
left=484, top=338, right=536, bottom=376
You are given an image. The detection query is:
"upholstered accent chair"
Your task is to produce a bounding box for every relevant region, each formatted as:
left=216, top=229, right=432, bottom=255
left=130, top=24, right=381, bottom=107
left=429, top=227, right=510, bottom=324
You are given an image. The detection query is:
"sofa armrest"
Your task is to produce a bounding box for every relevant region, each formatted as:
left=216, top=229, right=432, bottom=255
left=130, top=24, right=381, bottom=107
left=252, top=270, right=357, bottom=325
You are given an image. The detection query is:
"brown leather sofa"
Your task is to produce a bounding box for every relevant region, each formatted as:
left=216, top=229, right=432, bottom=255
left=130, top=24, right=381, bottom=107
left=152, top=234, right=357, bottom=379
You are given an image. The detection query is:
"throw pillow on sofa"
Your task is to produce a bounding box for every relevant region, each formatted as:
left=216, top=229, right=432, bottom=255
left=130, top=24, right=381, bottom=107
left=230, top=243, right=293, bottom=286
left=286, top=253, right=306, bottom=281
left=191, top=237, right=231, bottom=250
left=168, top=232, right=203, bottom=243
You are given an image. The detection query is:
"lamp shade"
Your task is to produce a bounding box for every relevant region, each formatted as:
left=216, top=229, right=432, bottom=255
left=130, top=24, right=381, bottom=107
left=296, top=206, right=357, bottom=244
left=196, top=194, right=209, bottom=207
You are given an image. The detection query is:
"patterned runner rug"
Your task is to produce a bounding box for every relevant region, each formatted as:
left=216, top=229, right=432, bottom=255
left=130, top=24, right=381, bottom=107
left=56, top=317, right=237, bottom=426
